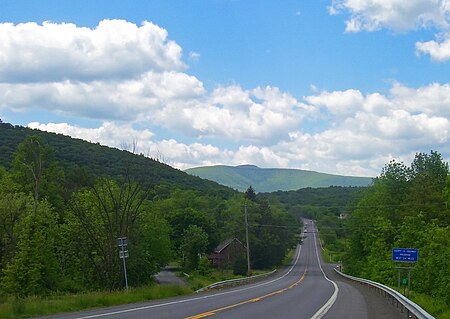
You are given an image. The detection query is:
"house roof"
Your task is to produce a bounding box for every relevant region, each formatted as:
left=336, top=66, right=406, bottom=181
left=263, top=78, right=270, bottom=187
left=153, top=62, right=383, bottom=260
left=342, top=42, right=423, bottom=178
left=214, top=238, right=244, bottom=253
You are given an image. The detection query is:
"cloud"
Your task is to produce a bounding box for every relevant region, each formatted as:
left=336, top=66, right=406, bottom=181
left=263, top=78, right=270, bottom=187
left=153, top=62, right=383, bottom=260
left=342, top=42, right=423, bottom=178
left=27, top=81, right=450, bottom=177
left=189, top=51, right=201, bottom=61
left=3, top=18, right=450, bottom=177
left=0, top=19, right=313, bottom=145
left=27, top=121, right=154, bottom=149
left=305, top=89, right=365, bottom=117
left=174, top=85, right=314, bottom=143
left=329, top=0, right=450, bottom=32
left=0, top=20, right=184, bottom=83
left=0, top=71, right=206, bottom=121
left=416, top=33, right=450, bottom=61
left=329, top=0, right=450, bottom=61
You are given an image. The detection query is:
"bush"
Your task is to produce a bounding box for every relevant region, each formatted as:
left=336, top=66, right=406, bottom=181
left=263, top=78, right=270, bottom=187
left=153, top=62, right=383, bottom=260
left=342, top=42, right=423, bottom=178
left=233, top=255, right=248, bottom=276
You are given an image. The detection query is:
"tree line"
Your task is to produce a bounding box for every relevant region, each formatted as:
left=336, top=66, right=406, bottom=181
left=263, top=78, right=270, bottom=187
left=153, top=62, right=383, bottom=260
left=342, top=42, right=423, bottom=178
left=0, top=135, right=299, bottom=297
left=343, top=151, right=449, bottom=306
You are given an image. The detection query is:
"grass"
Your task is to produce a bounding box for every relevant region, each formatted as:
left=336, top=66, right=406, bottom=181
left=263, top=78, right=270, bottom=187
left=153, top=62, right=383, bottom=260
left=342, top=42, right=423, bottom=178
left=0, top=250, right=294, bottom=318
left=0, top=284, right=192, bottom=319
left=182, top=269, right=250, bottom=291
left=389, top=288, right=449, bottom=319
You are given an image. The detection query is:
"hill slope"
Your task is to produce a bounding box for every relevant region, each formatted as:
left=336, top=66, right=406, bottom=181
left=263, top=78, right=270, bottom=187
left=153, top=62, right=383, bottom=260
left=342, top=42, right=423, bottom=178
left=185, top=164, right=373, bottom=192
left=0, top=123, right=234, bottom=196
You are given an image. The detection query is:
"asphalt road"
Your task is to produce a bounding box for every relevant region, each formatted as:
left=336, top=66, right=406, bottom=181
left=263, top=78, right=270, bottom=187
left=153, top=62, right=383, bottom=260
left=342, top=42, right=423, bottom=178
left=38, top=221, right=404, bottom=319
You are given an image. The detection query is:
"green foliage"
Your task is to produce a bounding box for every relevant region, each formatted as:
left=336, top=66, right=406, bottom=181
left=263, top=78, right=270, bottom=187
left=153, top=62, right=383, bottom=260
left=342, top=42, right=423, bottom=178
left=342, top=151, right=449, bottom=314
left=197, top=256, right=212, bottom=276
left=0, top=124, right=299, bottom=308
left=180, top=225, right=209, bottom=270
left=11, top=135, right=65, bottom=214
left=245, top=186, right=257, bottom=202
left=0, top=123, right=236, bottom=197
left=263, top=186, right=366, bottom=220
left=233, top=254, right=248, bottom=276
left=0, top=284, right=192, bottom=319
left=1, top=201, right=60, bottom=296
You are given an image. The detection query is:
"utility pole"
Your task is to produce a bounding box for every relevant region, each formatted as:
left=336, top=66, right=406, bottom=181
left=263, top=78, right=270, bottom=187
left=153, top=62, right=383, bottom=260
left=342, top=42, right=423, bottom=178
left=244, top=204, right=251, bottom=276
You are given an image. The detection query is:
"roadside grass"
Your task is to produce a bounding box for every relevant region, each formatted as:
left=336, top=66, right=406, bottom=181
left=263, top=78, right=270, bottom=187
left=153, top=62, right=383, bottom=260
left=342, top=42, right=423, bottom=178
left=182, top=269, right=250, bottom=291
left=183, top=258, right=285, bottom=291
left=0, top=249, right=295, bottom=318
left=391, top=289, right=449, bottom=319
left=0, top=284, right=192, bottom=319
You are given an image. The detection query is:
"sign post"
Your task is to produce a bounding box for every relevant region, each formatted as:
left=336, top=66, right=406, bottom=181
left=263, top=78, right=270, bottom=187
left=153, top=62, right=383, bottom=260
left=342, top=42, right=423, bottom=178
left=118, top=237, right=129, bottom=290
left=392, top=248, right=418, bottom=298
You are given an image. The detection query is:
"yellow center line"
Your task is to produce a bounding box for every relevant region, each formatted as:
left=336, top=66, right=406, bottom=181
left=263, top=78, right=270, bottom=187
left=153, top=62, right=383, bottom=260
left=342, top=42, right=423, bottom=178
left=184, top=267, right=308, bottom=319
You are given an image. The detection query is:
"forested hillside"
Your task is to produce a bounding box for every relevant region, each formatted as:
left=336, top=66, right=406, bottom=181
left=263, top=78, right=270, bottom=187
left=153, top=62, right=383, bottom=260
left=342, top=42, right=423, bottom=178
left=263, top=152, right=449, bottom=317
left=0, top=123, right=233, bottom=195
left=315, top=152, right=449, bottom=317
left=261, top=186, right=367, bottom=218
left=0, top=123, right=299, bottom=297
left=344, top=152, right=449, bottom=305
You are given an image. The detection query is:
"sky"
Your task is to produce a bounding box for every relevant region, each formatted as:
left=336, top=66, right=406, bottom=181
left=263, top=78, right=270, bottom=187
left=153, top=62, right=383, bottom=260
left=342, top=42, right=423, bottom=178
left=1, top=0, right=450, bottom=177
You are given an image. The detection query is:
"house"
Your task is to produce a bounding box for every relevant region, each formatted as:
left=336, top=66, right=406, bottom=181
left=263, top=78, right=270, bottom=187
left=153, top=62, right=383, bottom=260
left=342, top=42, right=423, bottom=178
left=208, top=238, right=246, bottom=269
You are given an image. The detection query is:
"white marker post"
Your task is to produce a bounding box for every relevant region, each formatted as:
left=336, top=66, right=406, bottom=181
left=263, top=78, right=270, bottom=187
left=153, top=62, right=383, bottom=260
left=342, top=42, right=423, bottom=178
left=118, top=237, right=129, bottom=290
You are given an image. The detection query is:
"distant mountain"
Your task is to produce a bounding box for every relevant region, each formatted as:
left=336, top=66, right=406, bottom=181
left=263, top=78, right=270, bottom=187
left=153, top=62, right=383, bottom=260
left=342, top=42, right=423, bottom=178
left=185, top=164, right=373, bottom=192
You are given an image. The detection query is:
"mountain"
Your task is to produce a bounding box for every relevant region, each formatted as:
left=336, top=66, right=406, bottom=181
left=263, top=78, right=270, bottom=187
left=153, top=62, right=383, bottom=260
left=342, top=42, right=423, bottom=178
left=185, top=164, right=373, bottom=192
left=0, top=122, right=235, bottom=196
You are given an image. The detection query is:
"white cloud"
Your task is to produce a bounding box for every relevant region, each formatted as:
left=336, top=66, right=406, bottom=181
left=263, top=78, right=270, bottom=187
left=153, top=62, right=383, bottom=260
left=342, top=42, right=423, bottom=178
left=0, top=20, right=184, bottom=82
left=27, top=121, right=154, bottom=150
left=3, top=18, right=450, bottom=177
left=189, top=51, right=201, bottom=61
left=0, top=71, right=205, bottom=121
left=389, top=82, right=450, bottom=117
left=329, top=0, right=450, bottom=61
left=277, top=82, right=450, bottom=176
left=416, top=33, right=450, bottom=61
left=305, top=89, right=365, bottom=117
left=329, top=0, right=450, bottom=32
left=18, top=78, right=450, bottom=178
left=175, top=85, right=314, bottom=143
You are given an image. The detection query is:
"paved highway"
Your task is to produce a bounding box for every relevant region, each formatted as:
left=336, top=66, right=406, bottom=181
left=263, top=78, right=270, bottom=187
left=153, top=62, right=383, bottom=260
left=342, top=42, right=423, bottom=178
left=40, top=221, right=403, bottom=319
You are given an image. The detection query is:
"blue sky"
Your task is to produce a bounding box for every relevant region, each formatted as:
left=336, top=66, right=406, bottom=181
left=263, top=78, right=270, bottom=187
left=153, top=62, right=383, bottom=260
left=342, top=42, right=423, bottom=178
left=1, top=0, right=450, bottom=177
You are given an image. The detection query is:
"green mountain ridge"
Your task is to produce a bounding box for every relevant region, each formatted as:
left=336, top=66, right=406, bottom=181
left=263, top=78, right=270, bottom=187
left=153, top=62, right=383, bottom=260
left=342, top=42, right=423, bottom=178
left=185, top=164, right=373, bottom=192
left=0, top=122, right=235, bottom=197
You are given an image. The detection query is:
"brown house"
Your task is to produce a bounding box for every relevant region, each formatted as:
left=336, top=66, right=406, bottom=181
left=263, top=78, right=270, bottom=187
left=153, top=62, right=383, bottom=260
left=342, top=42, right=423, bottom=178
left=208, top=238, right=246, bottom=269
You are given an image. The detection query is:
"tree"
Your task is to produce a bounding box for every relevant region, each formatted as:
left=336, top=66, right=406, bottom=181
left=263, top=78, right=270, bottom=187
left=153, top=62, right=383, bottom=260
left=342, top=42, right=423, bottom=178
left=66, top=177, right=148, bottom=289
left=12, top=136, right=64, bottom=215
left=1, top=200, right=60, bottom=296
left=180, top=225, right=208, bottom=270
left=407, top=151, right=449, bottom=222
left=0, top=170, right=28, bottom=274
left=12, top=136, right=45, bottom=215
left=166, top=207, right=218, bottom=252
left=245, top=186, right=257, bottom=202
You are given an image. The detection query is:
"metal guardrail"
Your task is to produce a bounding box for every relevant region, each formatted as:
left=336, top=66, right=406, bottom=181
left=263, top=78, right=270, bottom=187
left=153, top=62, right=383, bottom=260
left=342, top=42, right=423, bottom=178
left=195, top=269, right=277, bottom=293
left=334, top=268, right=435, bottom=319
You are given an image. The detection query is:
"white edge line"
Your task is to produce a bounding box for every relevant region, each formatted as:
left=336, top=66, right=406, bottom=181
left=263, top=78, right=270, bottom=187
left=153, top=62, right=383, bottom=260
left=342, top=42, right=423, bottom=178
left=74, top=242, right=304, bottom=319
left=310, top=229, right=339, bottom=319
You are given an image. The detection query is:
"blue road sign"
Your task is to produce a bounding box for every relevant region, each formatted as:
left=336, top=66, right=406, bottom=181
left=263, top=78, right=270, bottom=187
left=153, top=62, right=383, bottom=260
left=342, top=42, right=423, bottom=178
left=392, top=248, right=418, bottom=263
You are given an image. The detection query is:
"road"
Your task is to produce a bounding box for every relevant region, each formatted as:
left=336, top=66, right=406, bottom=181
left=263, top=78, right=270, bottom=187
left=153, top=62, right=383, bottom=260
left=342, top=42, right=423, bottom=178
left=39, top=221, right=403, bottom=319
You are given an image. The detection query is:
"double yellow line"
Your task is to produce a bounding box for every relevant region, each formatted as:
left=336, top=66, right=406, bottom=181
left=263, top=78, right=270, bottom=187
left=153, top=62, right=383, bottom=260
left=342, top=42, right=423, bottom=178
left=185, top=267, right=308, bottom=319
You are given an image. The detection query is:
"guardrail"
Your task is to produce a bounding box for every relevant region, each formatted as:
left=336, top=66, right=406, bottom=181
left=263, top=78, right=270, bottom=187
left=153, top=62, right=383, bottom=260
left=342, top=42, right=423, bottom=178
left=334, top=268, right=435, bottom=319
left=195, top=269, right=277, bottom=293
